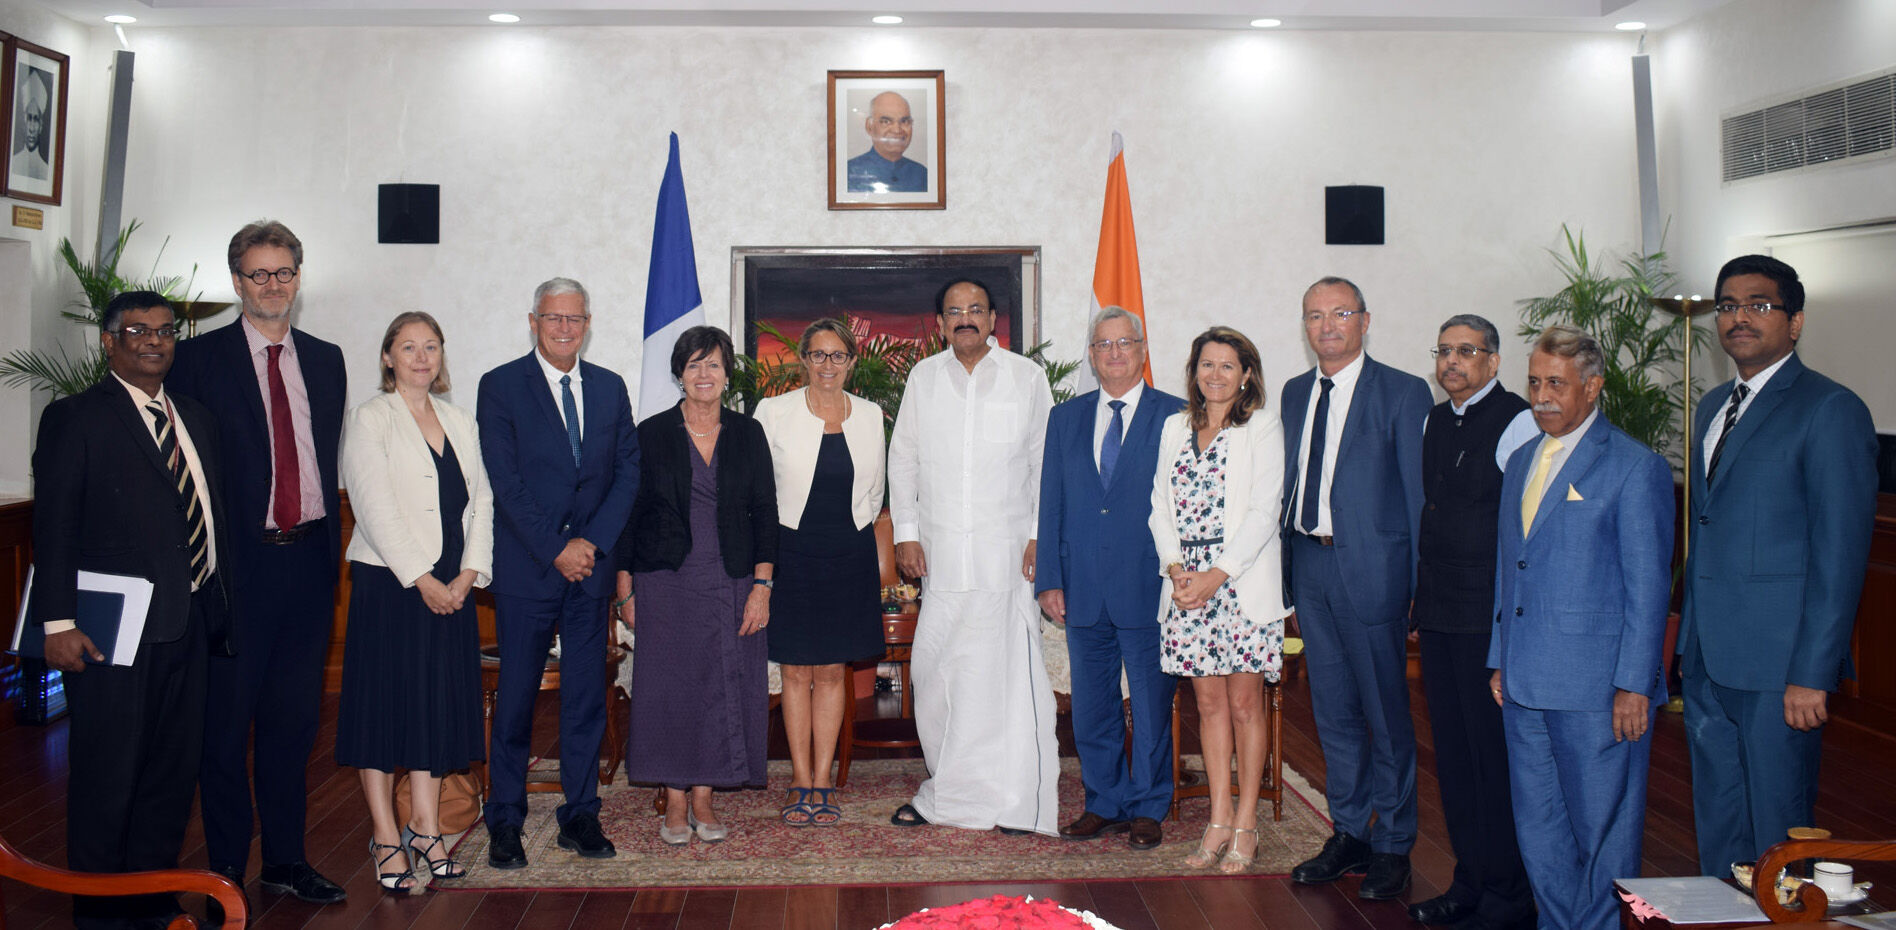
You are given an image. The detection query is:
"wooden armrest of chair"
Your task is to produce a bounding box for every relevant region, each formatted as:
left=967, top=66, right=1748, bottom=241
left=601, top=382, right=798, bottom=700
left=0, top=832, right=247, bottom=930
left=1753, top=837, right=1896, bottom=923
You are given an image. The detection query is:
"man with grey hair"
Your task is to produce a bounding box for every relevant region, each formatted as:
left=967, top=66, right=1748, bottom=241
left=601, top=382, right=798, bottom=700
left=477, top=277, right=640, bottom=866
left=1488, top=324, right=1672, bottom=930
left=1409, top=314, right=1536, bottom=929
left=1035, top=306, right=1182, bottom=850
left=846, top=90, right=927, bottom=193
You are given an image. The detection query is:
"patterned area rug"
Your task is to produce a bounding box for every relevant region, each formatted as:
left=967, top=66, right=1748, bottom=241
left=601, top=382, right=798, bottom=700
left=446, top=757, right=1332, bottom=890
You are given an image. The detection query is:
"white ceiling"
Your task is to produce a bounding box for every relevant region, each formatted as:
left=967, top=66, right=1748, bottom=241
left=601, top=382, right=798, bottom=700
left=41, top=0, right=1733, bottom=31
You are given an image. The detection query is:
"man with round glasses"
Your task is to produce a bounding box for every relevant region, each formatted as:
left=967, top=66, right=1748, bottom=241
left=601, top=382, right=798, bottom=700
left=1679, top=254, right=1878, bottom=875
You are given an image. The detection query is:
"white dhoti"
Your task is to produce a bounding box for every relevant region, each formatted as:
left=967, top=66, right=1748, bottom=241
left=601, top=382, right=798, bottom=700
left=908, top=583, right=1060, bottom=835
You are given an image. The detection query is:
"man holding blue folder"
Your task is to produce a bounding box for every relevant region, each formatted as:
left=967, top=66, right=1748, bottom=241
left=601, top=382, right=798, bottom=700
left=31, top=291, right=232, bottom=930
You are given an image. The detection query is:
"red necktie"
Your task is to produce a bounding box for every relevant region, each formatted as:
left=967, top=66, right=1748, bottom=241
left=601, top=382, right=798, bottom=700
left=267, top=343, right=302, bottom=531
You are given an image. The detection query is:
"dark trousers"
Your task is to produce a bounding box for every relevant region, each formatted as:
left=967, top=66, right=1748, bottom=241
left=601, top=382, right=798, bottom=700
left=1419, top=628, right=1532, bottom=922
left=200, top=531, right=334, bottom=872
left=69, top=587, right=210, bottom=930
left=1066, top=612, right=1177, bottom=822
left=482, top=587, right=608, bottom=829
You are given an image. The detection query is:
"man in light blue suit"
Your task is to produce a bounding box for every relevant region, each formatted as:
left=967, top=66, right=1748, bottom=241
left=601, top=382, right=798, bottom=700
left=1281, top=277, right=1431, bottom=900
left=477, top=278, right=640, bottom=867
left=1035, top=307, right=1183, bottom=851
left=1488, top=325, right=1673, bottom=930
left=1680, top=255, right=1878, bottom=875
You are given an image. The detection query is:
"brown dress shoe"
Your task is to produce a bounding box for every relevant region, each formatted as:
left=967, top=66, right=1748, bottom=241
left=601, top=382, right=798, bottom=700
left=1060, top=811, right=1130, bottom=840
left=1127, top=817, right=1163, bottom=850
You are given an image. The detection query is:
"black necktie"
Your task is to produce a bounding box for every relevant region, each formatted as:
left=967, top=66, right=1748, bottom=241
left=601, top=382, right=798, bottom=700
left=149, top=401, right=211, bottom=589
left=1706, top=383, right=1750, bottom=484
left=1300, top=377, right=1334, bottom=533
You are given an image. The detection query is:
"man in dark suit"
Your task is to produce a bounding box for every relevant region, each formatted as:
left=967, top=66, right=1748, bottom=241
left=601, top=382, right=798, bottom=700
left=33, top=291, right=233, bottom=930
left=1035, top=306, right=1183, bottom=851
left=1680, top=255, right=1878, bottom=874
left=477, top=277, right=640, bottom=867
left=1489, top=324, right=1672, bottom=930
left=168, top=220, right=347, bottom=906
left=1410, top=314, right=1537, bottom=930
left=1280, top=276, right=1430, bottom=900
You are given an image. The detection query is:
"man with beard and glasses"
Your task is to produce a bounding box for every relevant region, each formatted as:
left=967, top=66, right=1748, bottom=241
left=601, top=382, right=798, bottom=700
left=169, top=220, right=349, bottom=913
left=846, top=91, right=927, bottom=193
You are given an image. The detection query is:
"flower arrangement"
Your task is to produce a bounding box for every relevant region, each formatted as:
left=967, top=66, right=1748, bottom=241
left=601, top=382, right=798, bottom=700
left=878, top=894, right=1120, bottom=929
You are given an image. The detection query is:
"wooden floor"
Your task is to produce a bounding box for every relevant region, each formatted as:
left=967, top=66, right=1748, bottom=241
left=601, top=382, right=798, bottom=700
left=6, top=669, right=1896, bottom=930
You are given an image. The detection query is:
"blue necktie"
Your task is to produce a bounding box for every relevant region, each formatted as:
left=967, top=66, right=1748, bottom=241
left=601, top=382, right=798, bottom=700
left=1300, top=377, right=1333, bottom=533
left=1099, top=399, right=1125, bottom=489
left=560, top=374, right=582, bottom=466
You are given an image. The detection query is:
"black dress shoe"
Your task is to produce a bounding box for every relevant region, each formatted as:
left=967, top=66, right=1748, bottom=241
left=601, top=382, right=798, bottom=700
left=1407, top=893, right=1475, bottom=925
left=1060, top=811, right=1130, bottom=840
left=1127, top=817, right=1163, bottom=851
left=997, top=826, right=1035, bottom=837
left=487, top=823, right=528, bottom=870
left=556, top=813, right=618, bottom=859
left=1358, top=852, right=1412, bottom=900
left=1291, top=831, right=1372, bottom=884
left=204, top=865, right=247, bottom=925
left=258, top=862, right=347, bottom=905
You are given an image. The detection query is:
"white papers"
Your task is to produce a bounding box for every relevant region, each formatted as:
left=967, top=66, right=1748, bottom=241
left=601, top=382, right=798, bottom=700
left=1840, top=912, right=1896, bottom=930
left=1617, top=876, right=1768, bottom=925
left=9, top=567, right=154, bottom=667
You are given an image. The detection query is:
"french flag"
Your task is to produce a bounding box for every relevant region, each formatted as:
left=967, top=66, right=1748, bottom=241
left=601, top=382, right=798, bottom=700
left=638, top=132, right=706, bottom=422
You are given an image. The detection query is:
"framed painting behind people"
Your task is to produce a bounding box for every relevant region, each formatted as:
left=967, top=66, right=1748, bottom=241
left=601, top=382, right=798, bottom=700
left=828, top=71, right=945, bottom=211
left=3, top=37, right=68, bottom=205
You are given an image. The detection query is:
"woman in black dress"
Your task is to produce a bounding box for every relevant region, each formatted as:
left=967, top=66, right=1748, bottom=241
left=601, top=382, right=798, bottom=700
left=336, top=312, right=493, bottom=891
left=755, top=319, right=886, bottom=825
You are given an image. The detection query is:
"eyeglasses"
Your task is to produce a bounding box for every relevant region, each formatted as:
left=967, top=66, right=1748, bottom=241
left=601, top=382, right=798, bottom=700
left=536, top=313, right=590, bottom=326
left=1302, top=309, right=1363, bottom=325
left=803, top=350, right=853, bottom=365
left=942, top=306, right=991, bottom=319
left=1713, top=302, right=1788, bottom=318
left=110, top=324, right=180, bottom=341
left=1429, top=345, right=1493, bottom=360
left=1090, top=337, right=1145, bottom=353
left=873, top=116, right=914, bottom=128
left=239, top=267, right=298, bottom=285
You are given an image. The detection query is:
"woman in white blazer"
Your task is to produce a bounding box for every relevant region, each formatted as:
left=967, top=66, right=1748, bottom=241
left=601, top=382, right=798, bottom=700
left=754, top=319, right=887, bottom=826
left=1148, top=326, right=1290, bottom=874
left=336, top=312, right=494, bottom=892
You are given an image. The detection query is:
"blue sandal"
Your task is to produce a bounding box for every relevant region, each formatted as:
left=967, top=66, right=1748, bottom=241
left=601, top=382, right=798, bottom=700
left=780, top=787, right=816, bottom=826
left=809, top=788, right=842, bottom=826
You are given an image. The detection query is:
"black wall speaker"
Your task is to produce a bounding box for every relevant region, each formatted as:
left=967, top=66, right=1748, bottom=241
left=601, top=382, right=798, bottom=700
left=378, top=183, right=440, bottom=244
left=1325, top=185, right=1384, bottom=245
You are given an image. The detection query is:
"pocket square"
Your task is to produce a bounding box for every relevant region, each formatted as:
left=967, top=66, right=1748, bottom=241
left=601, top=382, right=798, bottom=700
left=1566, top=484, right=1583, bottom=501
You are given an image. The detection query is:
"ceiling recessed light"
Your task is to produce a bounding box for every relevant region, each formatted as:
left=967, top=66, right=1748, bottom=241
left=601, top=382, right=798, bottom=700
left=104, top=14, right=137, bottom=23
left=1250, top=18, right=1282, bottom=28
left=1615, top=21, right=1646, bottom=31
left=488, top=12, right=520, bottom=23
left=872, top=15, right=903, bottom=24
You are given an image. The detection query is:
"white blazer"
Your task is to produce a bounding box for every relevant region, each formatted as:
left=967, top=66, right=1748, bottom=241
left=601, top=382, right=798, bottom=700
left=755, top=387, right=886, bottom=531
left=341, top=390, right=495, bottom=588
left=1148, top=409, right=1291, bottom=625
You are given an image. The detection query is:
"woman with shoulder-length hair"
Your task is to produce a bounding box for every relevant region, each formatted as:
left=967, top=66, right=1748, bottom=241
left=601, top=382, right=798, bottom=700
left=337, top=311, right=494, bottom=892
left=615, top=325, right=778, bottom=845
left=753, top=318, right=887, bottom=826
left=1148, top=325, right=1289, bottom=874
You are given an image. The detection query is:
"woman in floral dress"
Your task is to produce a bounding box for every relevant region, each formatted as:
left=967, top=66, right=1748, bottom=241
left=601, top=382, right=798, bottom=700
left=1148, top=326, right=1290, bottom=874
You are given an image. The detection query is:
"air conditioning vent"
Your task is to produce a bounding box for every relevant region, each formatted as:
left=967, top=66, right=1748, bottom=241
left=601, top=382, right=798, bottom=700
left=1722, top=68, right=1896, bottom=182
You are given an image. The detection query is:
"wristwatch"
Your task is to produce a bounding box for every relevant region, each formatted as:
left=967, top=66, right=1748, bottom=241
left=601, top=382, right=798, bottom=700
left=754, top=578, right=775, bottom=589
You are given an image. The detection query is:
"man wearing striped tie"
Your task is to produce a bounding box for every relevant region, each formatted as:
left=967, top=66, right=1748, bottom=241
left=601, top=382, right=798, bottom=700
left=31, top=290, right=233, bottom=930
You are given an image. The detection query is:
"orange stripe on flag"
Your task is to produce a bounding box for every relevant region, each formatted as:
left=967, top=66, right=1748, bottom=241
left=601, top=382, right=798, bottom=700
left=1093, top=132, right=1149, bottom=384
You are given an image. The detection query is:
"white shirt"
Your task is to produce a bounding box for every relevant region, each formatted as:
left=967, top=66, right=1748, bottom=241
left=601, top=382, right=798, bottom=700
left=1701, top=351, right=1792, bottom=473
left=536, top=349, right=585, bottom=438
left=1434, top=377, right=1541, bottom=471
left=1292, top=352, right=1365, bottom=536
left=1092, top=380, right=1145, bottom=473
left=888, top=338, right=1053, bottom=592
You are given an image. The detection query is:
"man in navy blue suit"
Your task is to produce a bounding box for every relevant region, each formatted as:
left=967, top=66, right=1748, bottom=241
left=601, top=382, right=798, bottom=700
left=1035, top=307, right=1182, bottom=851
left=1680, top=255, right=1878, bottom=874
left=1281, top=276, right=1430, bottom=900
left=1488, top=324, right=1672, bottom=930
left=169, top=220, right=348, bottom=908
left=477, top=278, right=639, bottom=868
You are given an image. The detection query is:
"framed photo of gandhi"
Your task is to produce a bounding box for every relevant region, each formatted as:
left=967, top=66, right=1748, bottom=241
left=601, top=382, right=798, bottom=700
left=2, top=36, right=68, bottom=205
left=827, top=70, right=945, bottom=211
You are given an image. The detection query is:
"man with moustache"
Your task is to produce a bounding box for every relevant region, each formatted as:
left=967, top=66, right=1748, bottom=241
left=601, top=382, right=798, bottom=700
left=1036, top=306, right=1182, bottom=851
left=477, top=278, right=640, bottom=866
left=1679, top=255, right=1877, bottom=875
left=888, top=278, right=1059, bottom=835
left=1409, top=314, right=1536, bottom=930
left=1281, top=276, right=1430, bottom=900
left=169, top=220, right=348, bottom=907
left=34, top=292, right=232, bottom=930
left=846, top=91, right=927, bottom=193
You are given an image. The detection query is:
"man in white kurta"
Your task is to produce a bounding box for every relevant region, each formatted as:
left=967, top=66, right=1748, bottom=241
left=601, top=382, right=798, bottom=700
left=888, top=279, right=1060, bottom=835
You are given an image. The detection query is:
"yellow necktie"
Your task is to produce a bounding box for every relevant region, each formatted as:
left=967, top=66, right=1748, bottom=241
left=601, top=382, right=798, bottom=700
left=1520, top=435, right=1564, bottom=537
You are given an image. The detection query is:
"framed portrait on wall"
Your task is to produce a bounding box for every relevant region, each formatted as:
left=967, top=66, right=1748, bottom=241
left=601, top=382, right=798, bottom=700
left=827, top=70, right=945, bottom=211
left=2, top=36, right=69, bottom=205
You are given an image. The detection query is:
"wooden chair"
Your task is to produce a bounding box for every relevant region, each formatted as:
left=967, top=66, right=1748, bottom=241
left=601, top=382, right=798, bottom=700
left=476, top=636, right=628, bottom=796
left=0, top=830, right=247, bottom=930
left=1752, top=836, right=1896, bottom=922
left=834, top=513, right=920, bottom=788
left=1167, top=641, right=1302, bottom=823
